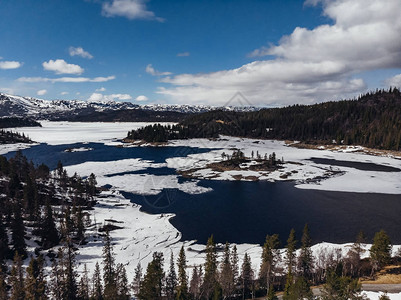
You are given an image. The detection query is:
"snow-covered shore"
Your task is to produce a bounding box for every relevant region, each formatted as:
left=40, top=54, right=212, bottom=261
left=2, top=121, right=401, bottom=295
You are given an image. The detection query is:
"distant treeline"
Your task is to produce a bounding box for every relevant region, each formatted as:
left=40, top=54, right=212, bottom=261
left=0, top=117, right=41, bottom=128
left=0, top=130, right=32, bottom=144
left=127, top=88, right=401, bottom=150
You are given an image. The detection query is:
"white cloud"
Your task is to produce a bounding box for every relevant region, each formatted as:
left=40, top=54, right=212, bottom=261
left=96, top=87, right=106, bottom=92
left=43, top=59, right=84, bottom=75
left=0, top=87, right=14, bottom=94
left=37, top=89, right=47, bottom=96
left=135, top=95, right=148, bottom=101
left=102, top=0, right=164, bottom=21
left=88, top=92, right=132, bottom=102
left=18, top=75, right=115, bottom=83
left=0, top=61, right=22, bottom=69
left=69, top=47, right=93, bottom=59
left=146, top=64, right=172, bottom=76
left=60, top=91, right=69, bottom=95
left=159, top=0, right=401, bottom=106
left=385, top=74, right=401, bottom=88
left=177, top=52, right=190, bottom=57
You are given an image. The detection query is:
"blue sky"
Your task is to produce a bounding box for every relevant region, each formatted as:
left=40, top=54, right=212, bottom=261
left=0, top=0, right=400, bottom=106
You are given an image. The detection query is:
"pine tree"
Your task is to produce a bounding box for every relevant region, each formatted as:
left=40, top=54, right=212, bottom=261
left=63, top=240, right=78, bottom=300
left=370, top=230, right=392, bottom=273
left=78, top=264, right=90, bottom=300
left=298, top=224, right=313, bottom=280
left=138, top=252, right=164, bottom=300
left=176, top=246, right=189, bottom=300
left=91, top=262, right=103, bottom=300
left=165, top=252, right=177, bottom=300
left=231, top=244, right=239, bottom=292
left=266, top=284, right=278, bottom=300
left=201, top=235, right=221, bottom=299
left=240, top=253, right=254, bottom=300
left=259, top=234, right=280, bottom=296
left=219, top=242, right=234, bottom=299
left=189, top=266, right=202, bottom=300
left=9, top=252, right=25, bottom=300
left=75, top=206, right=85, bottom=244
left=0, top=216, right=9, bottom=270
left=102, top=230, right=117, bottom=299
left=131, top=262, right=142, bottom=297
left=49, top=251, right=63, bottom=300
left=116, top=263, right=130, bottom=300
left=283, top=229, right=296, bottom=299
left=25, top=255, right=47, bottom=300
left=11, top=203, right=26, bottom=258
left=40, top=200, right=59, bottom=249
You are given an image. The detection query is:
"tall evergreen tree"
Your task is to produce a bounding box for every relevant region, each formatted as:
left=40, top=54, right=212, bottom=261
left=63, top=240, right=78, bottom=300
left=283, top=229, right=296, bottom=299
left=231, top=244, right=239, bottom=293
left=91, top=262, right=103, bottom=300
left=259, top=234, right=280, bottom=296
left=138, top=252, right=164, bottom=300
left=40, top=200, right=59, bottom=249
left=9, top=252, right=25, bottom=300
left=240, top=253, right=254, bottom=300
left=131, top=262, right=142, bottom=297
left=78, top=264, right=90, bottom=300
left=165, top=252, right=177, bottom=300
left=370, top=230, right=392, bottom=274
left=220, top=242, right=234, bottom=299
left=176, top=246, right=189, bottom=300
left=0, top=216, right=9, bottom=270
left=116, top=263, right=130, bottom=300
left=25, top=255, right=47, bottom=300
left=102, top=230, right=117, bottom=299
left=11, top=203, right=26, bottom=258
left=189, top=265, right=202, bottom=300
left=298, top=224, right=313, bottom=280
left=201, top=235, right=221, bottom=299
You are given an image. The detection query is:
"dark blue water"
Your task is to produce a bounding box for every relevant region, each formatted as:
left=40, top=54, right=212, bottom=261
left=5, top=143, right=401, bottom=246
left=123, top=181, right=401, bottom=246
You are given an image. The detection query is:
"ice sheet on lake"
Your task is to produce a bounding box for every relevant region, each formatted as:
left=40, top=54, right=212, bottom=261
left=7, top=121, right=174, bottom=145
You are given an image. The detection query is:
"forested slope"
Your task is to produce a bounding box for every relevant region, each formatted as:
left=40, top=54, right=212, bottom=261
left=127, top=88, right=401, bottom=150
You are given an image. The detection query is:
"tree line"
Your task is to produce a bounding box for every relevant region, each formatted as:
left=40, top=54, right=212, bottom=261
left=127, top=88, right=401, bottom=151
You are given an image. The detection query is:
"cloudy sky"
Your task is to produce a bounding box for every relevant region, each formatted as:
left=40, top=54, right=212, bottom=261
left=0, top=0, right=400, bottom=106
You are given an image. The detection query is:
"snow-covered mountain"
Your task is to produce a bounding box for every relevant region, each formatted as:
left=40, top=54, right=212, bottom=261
left=0, top=93, right=259, bottom=120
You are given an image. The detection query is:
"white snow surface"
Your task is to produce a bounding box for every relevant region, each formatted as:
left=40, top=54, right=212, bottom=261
left=364, top=291, right=401, bottom=300
left=166, top=136, right=401, bottom=194
left=7, top=120, right=174, bottom=145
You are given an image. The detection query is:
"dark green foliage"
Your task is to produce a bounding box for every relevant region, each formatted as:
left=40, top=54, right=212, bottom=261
left=0, top=117, right=41, bottom=129
left=201, top=235, right=221, bottom=299
left=9, top=252, right=25, bottom=300
left=40, top=200, right=60, bottom=249
left=116, top=263, right=130, bottom=300
left=189, top=265, right=202, bottom=300
left=370, top=230, right=392, bottom=272
left=11, top=203, right=26, bottom=258
left=298, top=224, right=313, bottom=279
left=283, top=229, right=296, bottom=298
left=266, top=284, right=278, bottom=300
left=78, top=264, right=90, bottom=300
left=219, top=243, right=235, bottom=299
left=91, top=262, right=103, bottom=300
left=259, top=234, right=280, bottom=296
left=0, top=129, right=33, bottom=144
left=165, top=252, right=177, bottom=300
left=176, top=246, right=189, bottom=300
left=102, top=230, right=117, bottom=299
left=240, top=253, right=254, bottom=300
left=138, top=252, right=165, bottom=300
left=25, top=255, right=47, bottom=300
left=320, top=268, right=365, bottom=300
left=285, top=276, right=313, bottom=300
left=127, top=89, right=401, bottom=151
left=132, top=263, right=142, bottom=297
